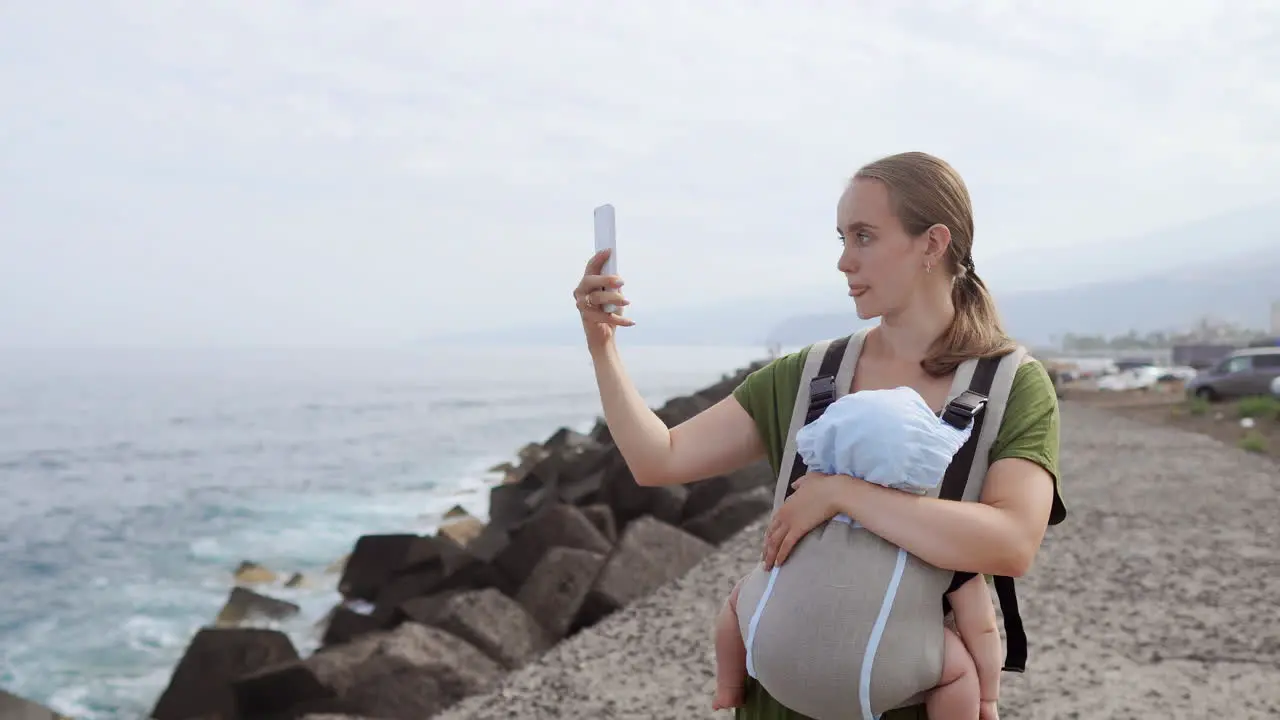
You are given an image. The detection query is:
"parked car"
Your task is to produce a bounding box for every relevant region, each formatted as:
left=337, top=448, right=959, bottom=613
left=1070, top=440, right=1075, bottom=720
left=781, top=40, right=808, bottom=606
left=1271, top=374, right=1280, bottom=399
left=1097, top=365, right=1163, bottom=391
left=1184, top=347, right=1280, bottom=401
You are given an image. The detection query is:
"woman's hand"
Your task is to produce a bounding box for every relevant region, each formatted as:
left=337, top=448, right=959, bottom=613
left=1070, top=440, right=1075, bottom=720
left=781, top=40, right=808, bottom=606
left=761, top=472, right=848, bottom=570
left=573, top=249, right=633, bottom=351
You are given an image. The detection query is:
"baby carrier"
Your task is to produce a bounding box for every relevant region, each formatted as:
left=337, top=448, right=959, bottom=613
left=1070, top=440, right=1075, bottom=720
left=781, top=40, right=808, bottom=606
left=736, top=329, right=1032, bottom=720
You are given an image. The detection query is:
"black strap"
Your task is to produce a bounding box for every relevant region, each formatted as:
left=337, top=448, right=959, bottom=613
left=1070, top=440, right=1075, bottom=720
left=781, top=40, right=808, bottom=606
left=783, top=335, right=850, bottom=498
left=937, top=357, right=998, bottom=502
left=936, top=355, right=1029, bottom=674
left=994, top=575, right=1026, bottom=672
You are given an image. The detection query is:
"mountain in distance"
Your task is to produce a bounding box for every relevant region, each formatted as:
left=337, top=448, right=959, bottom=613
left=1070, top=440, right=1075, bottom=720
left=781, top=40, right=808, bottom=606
left=765, top=247, right=1280, bottom=348
left=428, top=200, right=1280, bottom=348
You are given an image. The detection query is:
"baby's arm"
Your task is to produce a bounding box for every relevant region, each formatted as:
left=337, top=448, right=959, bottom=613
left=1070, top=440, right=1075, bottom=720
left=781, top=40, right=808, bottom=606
left=947, top=575, right=1003, bottom=705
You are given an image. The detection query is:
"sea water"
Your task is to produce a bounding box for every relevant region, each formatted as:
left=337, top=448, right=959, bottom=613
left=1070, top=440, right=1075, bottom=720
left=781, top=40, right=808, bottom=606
left=0, top=344, right=766, bottom=719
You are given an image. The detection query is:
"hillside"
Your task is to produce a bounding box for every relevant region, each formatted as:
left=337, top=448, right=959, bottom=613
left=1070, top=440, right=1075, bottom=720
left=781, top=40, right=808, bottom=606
left=768, top=250, right=1280, bottom=347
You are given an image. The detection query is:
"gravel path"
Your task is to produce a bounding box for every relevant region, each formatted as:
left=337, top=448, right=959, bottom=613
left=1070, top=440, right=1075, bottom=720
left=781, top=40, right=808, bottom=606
left=437, top=403, right=1280, bottom=720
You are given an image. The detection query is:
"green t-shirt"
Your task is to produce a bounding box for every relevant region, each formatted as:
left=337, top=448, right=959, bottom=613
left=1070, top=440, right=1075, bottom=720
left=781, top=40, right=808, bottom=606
left=730, top=343, right=1066, bottom=720
left=732, top=343, right=1065, bottom=524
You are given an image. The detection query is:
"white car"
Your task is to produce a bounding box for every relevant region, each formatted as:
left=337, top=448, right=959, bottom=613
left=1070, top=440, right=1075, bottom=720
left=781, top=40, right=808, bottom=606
left=1271, top=374, right=1280, bottom=398
left=1097, top=366, right=1163, bottom=391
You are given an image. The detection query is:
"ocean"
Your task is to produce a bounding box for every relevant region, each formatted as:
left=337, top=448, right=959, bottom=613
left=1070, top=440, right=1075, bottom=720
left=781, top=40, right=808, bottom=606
left=0, top=343, right=768, bottom=719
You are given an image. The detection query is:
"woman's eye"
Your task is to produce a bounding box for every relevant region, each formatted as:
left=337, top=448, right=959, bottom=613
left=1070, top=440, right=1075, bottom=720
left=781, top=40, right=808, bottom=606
left=855, top=231, right=872, bottom=246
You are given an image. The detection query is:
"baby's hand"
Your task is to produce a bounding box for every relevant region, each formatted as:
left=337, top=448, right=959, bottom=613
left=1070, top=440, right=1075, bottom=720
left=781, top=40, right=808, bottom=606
left=979, top=700, right=999, bottom=720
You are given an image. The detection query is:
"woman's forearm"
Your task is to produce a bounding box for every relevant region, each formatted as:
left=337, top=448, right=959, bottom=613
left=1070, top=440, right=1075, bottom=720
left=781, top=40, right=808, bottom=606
left=830, top=473, right=1039, bottom=577
left=589, top=341, right=677, bottom=485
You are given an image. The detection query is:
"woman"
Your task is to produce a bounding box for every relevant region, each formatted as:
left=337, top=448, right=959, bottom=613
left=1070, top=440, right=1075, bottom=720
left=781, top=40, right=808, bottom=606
left=572, top=151, right=1065, bottom=719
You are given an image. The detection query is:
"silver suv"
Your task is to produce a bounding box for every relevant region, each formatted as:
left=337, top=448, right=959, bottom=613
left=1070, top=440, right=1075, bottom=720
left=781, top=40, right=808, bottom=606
left=1186, top=346, right=1280, bottom=401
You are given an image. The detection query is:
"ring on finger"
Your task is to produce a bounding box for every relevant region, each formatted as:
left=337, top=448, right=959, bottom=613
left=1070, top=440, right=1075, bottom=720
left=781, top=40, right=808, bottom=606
left=583, top=293, right=594, bottom=309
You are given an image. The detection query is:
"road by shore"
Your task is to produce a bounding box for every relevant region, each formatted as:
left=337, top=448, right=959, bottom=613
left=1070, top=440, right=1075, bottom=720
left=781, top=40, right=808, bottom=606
left=437, top=402, right=1280, bottom=720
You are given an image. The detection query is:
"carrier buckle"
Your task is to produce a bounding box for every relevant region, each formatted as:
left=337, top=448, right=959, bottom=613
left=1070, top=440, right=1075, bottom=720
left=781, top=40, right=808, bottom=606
left=942, top=389, right=987, bottom=429
left=805, top=375, right=838, bottom=422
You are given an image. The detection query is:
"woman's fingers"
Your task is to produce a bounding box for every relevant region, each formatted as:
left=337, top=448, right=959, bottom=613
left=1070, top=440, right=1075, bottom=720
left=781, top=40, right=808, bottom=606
left=580, top=290, right=629, bottom=309
left=576, top=274, right=623, bottom=296
left=584, top=248, right=612, bottom=274
left=762, top=521, right=786, bottom=569
left=774, top=531, right=799, bottom=567
left=581, top=308, right=635, bottom=326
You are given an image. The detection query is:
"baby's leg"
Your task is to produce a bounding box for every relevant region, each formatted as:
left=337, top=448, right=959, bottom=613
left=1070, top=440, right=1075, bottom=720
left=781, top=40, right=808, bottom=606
left=924, top=626, right=980, bottom=720
left=712, top=578, right=748, bottom=710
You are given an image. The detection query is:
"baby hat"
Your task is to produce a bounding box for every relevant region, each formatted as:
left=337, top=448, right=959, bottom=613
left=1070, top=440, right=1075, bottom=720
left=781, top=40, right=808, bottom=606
left=794, top=386, right=974, bottom=494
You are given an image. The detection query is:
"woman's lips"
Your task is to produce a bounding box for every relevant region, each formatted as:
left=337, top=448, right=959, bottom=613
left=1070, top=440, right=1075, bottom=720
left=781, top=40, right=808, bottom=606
left=848, top=284, right=869, bottom=297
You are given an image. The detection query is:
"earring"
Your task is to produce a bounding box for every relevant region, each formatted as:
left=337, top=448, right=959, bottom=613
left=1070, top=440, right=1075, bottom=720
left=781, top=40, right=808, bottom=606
left=925, top=262, right=933, bottom=273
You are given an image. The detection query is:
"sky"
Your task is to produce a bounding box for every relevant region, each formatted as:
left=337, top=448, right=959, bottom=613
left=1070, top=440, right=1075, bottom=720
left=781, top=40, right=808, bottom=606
left=2, top=1, right=1279, bottom=348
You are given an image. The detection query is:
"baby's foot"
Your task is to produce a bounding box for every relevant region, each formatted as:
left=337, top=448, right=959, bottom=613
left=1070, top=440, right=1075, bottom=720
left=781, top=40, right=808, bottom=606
left=712, top=682, right=745, bottom=710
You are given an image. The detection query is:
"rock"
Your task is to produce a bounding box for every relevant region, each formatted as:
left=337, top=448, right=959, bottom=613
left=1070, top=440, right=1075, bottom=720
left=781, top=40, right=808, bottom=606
left=439, top=515, right=485, bottom=547
left=307, top=622, right=503, bottom=720
left=653, top=393, right=713, bottom=428
left=542, top=426, right=594, bottom=454
left=487, top=478, right=548, bottom=529
left=682, top=461, right=775, bottom=521
left=214, top=586, right=301, bottom=627
left=577, top=515, right=715, bottom=628
left=579, top=504, right=617, bottom=544
left=554, top=464, right=607, bottom=506
left=232, top=659, right=342, bottom=718
left=285, top=572, right=308, bottom=589
left=0, top=689, right=72, bottom=720
left=150, top=627, right=300, bottom=720
left=369, top=542, right=514, bottom=622
left=338, top=533, right=458, bottom=601
left=443, top=504, right=469, bottom=519
left=500, top=442, right=550, bottom=485
left=492, top=503, right=613, bottom=589
left=681, top=486, right=773, bottom=544
left=417, top=588, right=553, bottom=669
left=398, top=591, right=464, bottom=626
left=588, top=417, right=612, bottom=445
left=598, top=453, right=688, bottom=528
left=233, top=560, right=278, bottom=585
left=322, top=604, right=388, bottom=647
left=517, top=442, right=549, bottom=467
left=515, top=547, right=606, bottom=639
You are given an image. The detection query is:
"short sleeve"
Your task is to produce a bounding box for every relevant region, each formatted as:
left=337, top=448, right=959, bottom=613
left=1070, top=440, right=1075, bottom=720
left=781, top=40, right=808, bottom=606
left=989, top=360, right=1067, bottom=526
left=732, top=346, right=811, bottom=476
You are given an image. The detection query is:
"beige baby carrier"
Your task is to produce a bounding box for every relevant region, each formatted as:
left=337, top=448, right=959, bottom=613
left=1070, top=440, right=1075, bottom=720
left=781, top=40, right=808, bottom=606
left=736, top=329, right=1031, bottom=720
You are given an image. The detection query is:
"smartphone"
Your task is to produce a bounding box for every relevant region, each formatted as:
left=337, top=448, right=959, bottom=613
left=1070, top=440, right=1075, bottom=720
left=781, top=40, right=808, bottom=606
left=593, top=204, right=618, bottom=313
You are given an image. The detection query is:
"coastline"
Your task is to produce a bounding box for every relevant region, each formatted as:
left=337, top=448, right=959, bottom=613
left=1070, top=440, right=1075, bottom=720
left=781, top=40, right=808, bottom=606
left=8, top=360, right=1277, bottom=718
left=134, top=358, right=776, bottom=720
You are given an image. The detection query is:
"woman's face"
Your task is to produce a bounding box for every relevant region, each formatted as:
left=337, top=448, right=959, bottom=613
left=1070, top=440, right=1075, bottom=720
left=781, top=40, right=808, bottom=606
left=836, top=178, right=932, bottom=320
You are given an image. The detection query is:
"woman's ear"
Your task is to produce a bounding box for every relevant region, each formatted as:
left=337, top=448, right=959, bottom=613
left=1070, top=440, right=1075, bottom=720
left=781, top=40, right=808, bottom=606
left=924, top=223, right=953, bottom=268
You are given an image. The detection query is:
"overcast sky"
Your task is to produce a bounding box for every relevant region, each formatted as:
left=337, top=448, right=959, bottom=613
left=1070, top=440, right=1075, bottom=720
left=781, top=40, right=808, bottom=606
left=3, top=1, right=1278, bottom=347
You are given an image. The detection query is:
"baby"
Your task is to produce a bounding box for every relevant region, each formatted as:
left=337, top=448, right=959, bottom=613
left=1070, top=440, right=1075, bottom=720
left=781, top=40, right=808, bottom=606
left=712, top=387, right=1003, bottom=720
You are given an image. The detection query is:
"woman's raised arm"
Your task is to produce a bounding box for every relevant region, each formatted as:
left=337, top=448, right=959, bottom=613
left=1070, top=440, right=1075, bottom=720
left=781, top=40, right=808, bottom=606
left=591, top=341, right=766, bottom=487
left=574, top=251, right=765, bottom=488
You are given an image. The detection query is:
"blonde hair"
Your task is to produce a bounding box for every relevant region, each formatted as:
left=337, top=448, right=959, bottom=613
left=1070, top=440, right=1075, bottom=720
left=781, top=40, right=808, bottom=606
left=853, top=151, right=1016, bottom=376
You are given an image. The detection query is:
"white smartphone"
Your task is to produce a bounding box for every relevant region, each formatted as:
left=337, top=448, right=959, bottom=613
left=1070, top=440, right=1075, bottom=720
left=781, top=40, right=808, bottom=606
left=593, top=204, right=618, bottom=313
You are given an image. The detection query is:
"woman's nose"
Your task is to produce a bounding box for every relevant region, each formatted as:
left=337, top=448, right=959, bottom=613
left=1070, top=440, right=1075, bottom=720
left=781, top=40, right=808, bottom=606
left=837, top=246, right=858, bottom=274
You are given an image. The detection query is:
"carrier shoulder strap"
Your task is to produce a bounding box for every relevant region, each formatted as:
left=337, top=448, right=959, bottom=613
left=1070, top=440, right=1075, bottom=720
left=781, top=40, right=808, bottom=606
left=782, top=334, right=851, bottom=498
left=940, top=349, right=1031, bottom=674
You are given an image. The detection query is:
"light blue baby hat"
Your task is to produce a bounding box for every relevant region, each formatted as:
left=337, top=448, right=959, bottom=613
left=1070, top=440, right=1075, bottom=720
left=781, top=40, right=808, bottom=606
left=794, top=386, right=974, bottom=494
